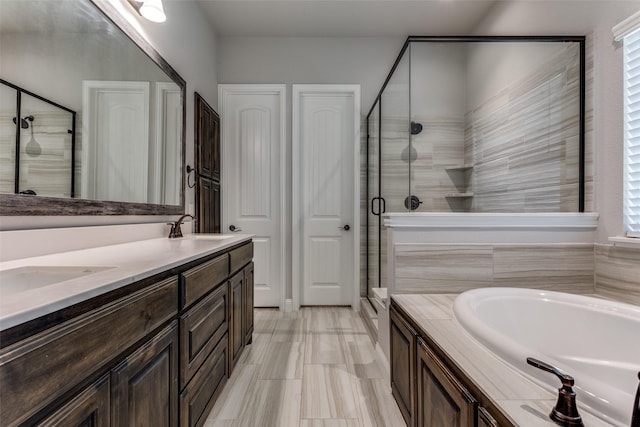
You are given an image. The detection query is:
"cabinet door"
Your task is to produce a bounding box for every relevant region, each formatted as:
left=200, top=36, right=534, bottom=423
left=111, top=321, right=179, bottom=427
left=197, top=177, right=221, bottom=233
left=390, top=306, right=417, bottom=427
left=195, top=92, right=220, bottom=180
left=243, top=262, right=254, bottom=345
left=35, top=374, right=110, bottom=427
left=416, top=338, right=476, bottom=427
left=228, top=272, right=244, bottom=375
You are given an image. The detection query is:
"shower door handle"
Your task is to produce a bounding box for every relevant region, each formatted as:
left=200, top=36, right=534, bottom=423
left=371, top=197, right=386, bottom=216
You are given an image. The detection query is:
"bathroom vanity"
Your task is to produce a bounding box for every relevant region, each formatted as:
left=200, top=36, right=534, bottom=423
left=389, top=294, right=614, bottom=427
left=0, top=235, right=253, bottom=427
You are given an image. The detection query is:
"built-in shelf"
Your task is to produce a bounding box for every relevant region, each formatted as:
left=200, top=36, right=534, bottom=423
left=445, top=164, right=474, bottom=172
left=445, top=192, right=474, bottom=198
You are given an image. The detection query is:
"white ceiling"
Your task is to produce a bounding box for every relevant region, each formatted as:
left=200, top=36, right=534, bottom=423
left=196, top=0, right=501, bottom=37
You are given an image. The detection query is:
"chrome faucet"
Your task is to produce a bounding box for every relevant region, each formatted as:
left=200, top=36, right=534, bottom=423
left=168, top=214, right=195, bottom=238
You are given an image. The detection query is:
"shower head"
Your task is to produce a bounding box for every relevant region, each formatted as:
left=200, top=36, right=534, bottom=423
left=12, top=116, right=33, bottom=129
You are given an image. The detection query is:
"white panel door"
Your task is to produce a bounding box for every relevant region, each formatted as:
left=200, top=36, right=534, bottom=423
left=154, top=82, right=182, bottom=205
left=220, top=85, right=285, bottom=308
left=293, top=85, right=360, bottom=307
left=82, top=81, right=149, bottom=203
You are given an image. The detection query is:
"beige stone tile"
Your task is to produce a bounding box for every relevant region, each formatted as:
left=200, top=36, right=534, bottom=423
left=301, top=364, right=359, bottom=419
left=594, top=244, right=640, bottom=305
left=394, top=244, right=493, bottom=293
left=493, top=244, right=594, bottom=292
left=304, top=330, right=348, bottom=365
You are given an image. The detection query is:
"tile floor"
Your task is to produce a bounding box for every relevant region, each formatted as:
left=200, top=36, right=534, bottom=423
left=203, top=307, right=406, bottom=427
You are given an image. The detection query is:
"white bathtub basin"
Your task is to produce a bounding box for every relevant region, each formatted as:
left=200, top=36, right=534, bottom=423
left=453, top=287, right=640, bottom=426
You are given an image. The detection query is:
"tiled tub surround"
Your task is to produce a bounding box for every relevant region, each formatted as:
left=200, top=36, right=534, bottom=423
left=394, top=243, right=594, bottom=294
left=0, top=233, right=252, bottom=330
left=595, top=243, right=640, bottom=306
left=392, top=294, right=615, bottom=426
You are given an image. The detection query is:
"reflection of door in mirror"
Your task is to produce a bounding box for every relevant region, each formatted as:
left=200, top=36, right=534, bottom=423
left=194, top=93, right=221, bottom=233
left=82, top=81, right=149, bottom=203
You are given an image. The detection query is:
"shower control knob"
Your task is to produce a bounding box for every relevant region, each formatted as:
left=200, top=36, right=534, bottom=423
left=340, top=225, right=350, bottom=231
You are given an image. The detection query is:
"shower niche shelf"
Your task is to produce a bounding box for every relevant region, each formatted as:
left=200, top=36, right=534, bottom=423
left=445, top=192, right=474, bottom=198
left=445, top=164, right=473, bottom=198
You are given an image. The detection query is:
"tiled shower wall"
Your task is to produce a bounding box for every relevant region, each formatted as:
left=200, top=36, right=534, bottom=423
left=466, top=42, right=584, bottom=212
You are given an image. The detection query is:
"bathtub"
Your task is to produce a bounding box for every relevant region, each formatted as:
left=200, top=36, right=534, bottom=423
left=453, top=288, right=640, bottom=426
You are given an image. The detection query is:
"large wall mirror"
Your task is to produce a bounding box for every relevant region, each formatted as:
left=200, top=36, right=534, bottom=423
left=0, top=0, right=185, bottom=215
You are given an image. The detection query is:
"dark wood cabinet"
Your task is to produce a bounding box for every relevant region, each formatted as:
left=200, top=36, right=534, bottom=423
left=197, top=177, right=221, bottom=234
left=195, top=93, right=220, bottom=181
left=390, top=306, right=417, bottom=427
left=194, top=92, right=221, bottom=233
left=179, top=334, right=228, bottom=427
left=243, top=262, right=254, bottom=345
left=229, top=270, right=244, bottom=375
left=35, top=374, right=110, bottom=427
left=1, top=241, right=253, bottom=427
left=111, top=321, right=179, bottom=427
left=179, top=282, right=229, bottom=389
left=416, top=338, right=476, bottom=427
left=390, top=300, right=509, bottom=427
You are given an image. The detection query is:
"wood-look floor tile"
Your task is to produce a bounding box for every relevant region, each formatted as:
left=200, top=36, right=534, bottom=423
left=301, top=364, right=359, bottom=419
left=234, top=379, right=302, bottom=427
left=299, top=419, right=360, bottom=427
left=205, top=308, right=404, bottom=427
left=352, top=378, right=406, bottom=427
left=258, top=341, right=304, bottom=379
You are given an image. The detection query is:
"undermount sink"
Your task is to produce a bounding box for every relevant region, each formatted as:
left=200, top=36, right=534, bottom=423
left=187, top=234, right=234, bottom=241
left=0, top=266, right=116, bottom=295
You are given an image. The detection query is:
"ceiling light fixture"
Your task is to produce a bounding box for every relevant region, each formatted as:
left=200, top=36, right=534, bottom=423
left=127, top=0, right=166, bottom=23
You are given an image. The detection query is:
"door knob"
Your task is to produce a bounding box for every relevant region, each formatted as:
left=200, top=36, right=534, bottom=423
left=340, top=225, right=350, bottom=231
left=229, top=224, right=242, bottom=232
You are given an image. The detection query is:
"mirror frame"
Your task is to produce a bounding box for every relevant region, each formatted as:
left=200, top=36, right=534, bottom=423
left=0, top=0, right=186, bottom=216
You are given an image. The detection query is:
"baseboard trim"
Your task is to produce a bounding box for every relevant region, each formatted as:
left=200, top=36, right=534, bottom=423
left=284, top=299, right=293, bottom=312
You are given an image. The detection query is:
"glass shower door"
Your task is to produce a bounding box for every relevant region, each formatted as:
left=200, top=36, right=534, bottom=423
left=379, top=49, right=411, bottom=290
left=367, top=101, right=380, bottom=303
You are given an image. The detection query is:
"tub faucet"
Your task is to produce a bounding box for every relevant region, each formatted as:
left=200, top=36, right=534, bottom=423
left=168, top=214, right=195, bottom=238
left=632, top=372, right=640, bottom=427
left=527, top=357, right=584, bottom=427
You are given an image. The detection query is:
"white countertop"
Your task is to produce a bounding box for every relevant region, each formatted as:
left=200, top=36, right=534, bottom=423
left=0, top=234, right=252, bottom=331
left=391, top=294, right=611, bottom=427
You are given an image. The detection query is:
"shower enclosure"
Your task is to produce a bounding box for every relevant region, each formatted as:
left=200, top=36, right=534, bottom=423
left=1, top=79, right=76, bottom=198
left=366, top=36, right=586, bottom=303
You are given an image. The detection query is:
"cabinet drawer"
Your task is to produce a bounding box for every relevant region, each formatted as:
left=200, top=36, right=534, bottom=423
left=180, top=282, right=228, bottom=388
left=181, top=254, right=229, bottom=308
left=0, top=276, right=178, bottom=427
left=229, top=243, right=252, bottom=275
left=180, top=333, right=228, bottom=427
